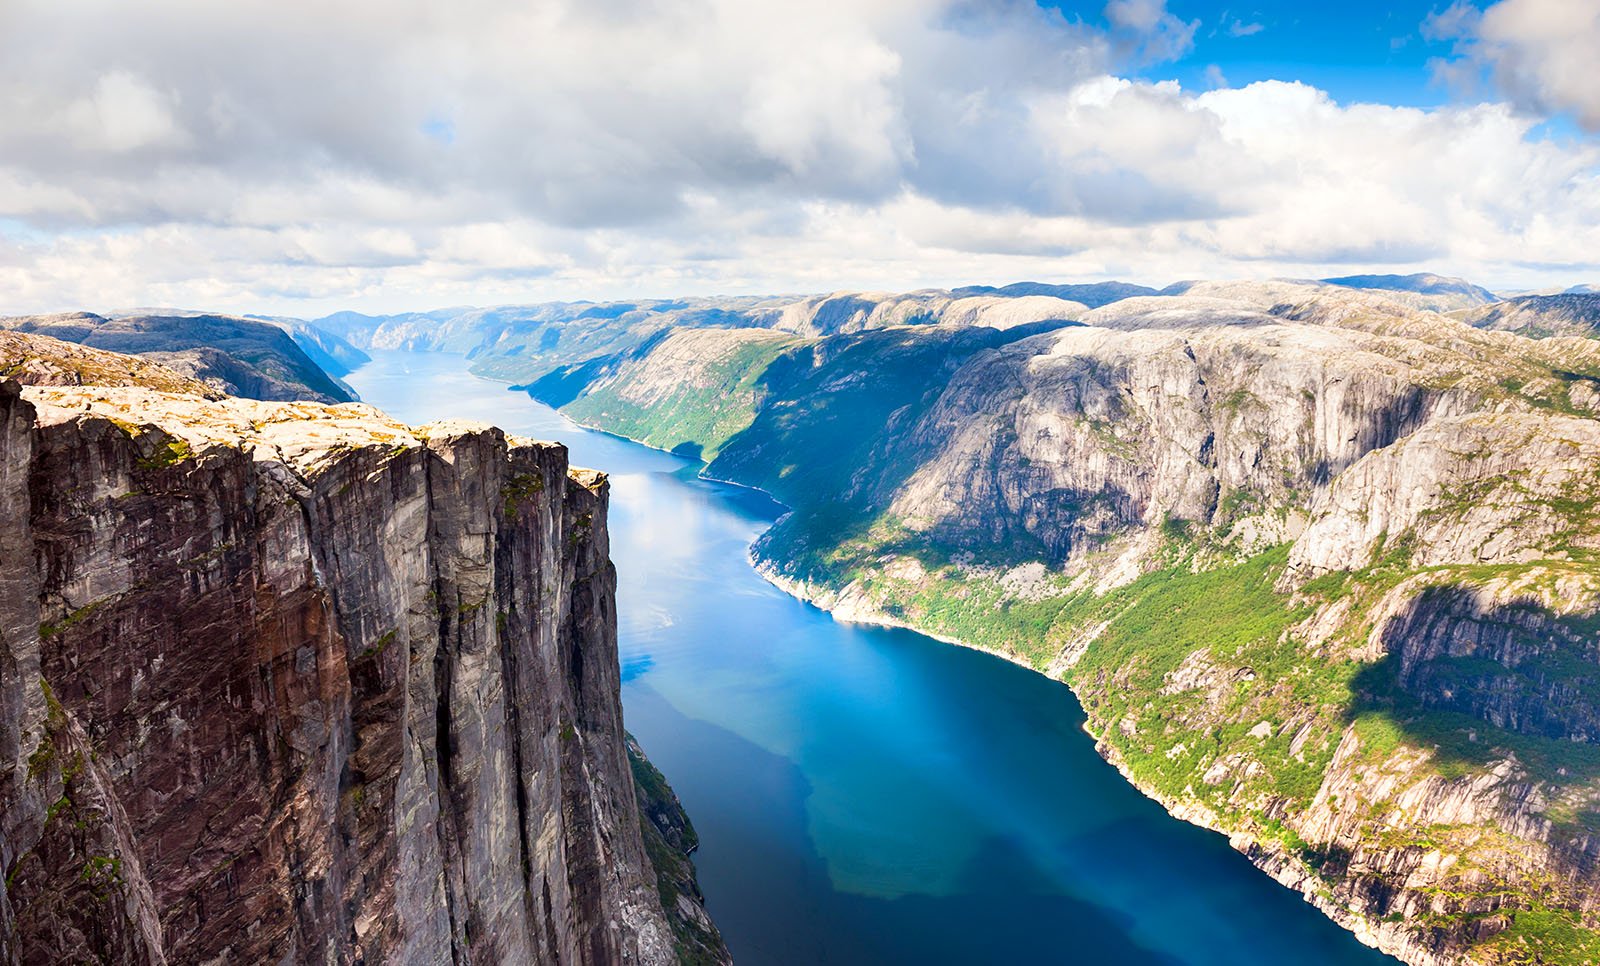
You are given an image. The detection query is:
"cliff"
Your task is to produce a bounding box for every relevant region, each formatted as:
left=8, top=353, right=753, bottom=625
left=0, top=372, right=723, bottom=963
left=517, top=280, right=1600, bottom=964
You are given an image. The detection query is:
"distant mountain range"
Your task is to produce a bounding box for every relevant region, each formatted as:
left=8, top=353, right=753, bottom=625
left=1316, top=272, right=1501, bottom=309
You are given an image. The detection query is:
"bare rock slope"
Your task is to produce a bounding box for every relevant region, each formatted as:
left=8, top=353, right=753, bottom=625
left=1457, top=293, right=1600, bottom=341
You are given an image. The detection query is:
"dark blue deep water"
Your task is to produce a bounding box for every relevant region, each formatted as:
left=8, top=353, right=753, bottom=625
left=347, top=350, right=1397, bottom=965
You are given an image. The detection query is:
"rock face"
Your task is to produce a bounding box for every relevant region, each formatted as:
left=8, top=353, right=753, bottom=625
left=0, top=378, right=709, bottom=964
left=854, top=320, right=1475, bottom=565
left=0, top=313, right=355, bottom=404
left=626, top=737, right=729, bottom=966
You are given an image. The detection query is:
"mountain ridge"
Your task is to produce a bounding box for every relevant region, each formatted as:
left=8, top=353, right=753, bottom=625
left=0, top=312, right=356, bottom=404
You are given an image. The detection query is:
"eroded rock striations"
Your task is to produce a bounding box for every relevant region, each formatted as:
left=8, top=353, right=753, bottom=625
left=0, top=372, right=722, bottom=964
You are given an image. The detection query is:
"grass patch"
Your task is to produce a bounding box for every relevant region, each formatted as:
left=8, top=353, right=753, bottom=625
left=1485, top=906, right=1600, bottom=965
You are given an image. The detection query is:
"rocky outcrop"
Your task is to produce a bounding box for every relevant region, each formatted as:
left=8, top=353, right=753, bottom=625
left=627, top=737, right=732, bottom=966
left=1286, top=411, right=1600, bottom=577
left=856, top=320, right=1478, bottom=565
left=0, top=378, right=703, bottom=964
left=0, top=313, right=354, bottom=403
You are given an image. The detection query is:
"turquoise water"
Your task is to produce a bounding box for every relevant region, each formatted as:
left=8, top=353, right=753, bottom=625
left=347, top=351, right=1397, bottom=965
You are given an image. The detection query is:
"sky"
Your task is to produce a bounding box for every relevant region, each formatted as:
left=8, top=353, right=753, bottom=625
left=1, top=0, right=1598, bottom=315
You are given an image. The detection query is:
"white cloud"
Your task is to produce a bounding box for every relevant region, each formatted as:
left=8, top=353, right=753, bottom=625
left=65, top=72, right=187, bottom=153
left=0, top=0, right=1596, bottom=314
left=1430, top=0, right=1600, bottom=130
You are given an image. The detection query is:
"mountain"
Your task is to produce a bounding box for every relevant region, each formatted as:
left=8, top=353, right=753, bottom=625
left=98, top=307, right=370, bottom=389
left=307, top=286, right=1102, bottom=383
left=0, top=312, right=355, bottom=403
left=245, top=316, right=372, bottom=377
left=950, top=280, right=1160, bottom=307
left=1, top=329, right=222, bottom=396
left=512, top=279, right=1600, bottom=965
left=1456, top=293, right=1600, bottom=340
left=0, top=349, right=726, bottom=962
left=1318, top=273, right=1500, bottom=312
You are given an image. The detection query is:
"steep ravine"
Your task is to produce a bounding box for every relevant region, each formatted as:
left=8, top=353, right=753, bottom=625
left=0, top=374, right=727, bottom=964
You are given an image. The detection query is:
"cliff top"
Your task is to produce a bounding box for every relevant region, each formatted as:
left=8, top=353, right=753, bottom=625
left=20, top=385, right=587, bottom=483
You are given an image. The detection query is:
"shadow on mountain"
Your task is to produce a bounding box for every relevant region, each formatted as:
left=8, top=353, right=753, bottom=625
left=1345, top=582, right=1600, bottom=787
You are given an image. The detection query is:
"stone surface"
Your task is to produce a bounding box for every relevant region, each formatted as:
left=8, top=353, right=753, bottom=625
left=1458, top=293, right=1600, bottom=340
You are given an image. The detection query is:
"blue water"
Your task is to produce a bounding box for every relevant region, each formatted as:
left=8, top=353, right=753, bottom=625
left=347, top=351, right=1397, bottom=965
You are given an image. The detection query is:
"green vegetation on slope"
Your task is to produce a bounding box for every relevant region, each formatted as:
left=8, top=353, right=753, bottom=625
left=762, top=509, right=1600, bottom=956
left=708, top=324, right=1070, bottom=507
left=1062, top=547, right=1340, bottom=810
left=560, top=337, right=797, bottom=461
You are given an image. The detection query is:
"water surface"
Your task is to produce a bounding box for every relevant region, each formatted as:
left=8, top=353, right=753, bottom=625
left=347, top=350, right=1396, bottom=965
